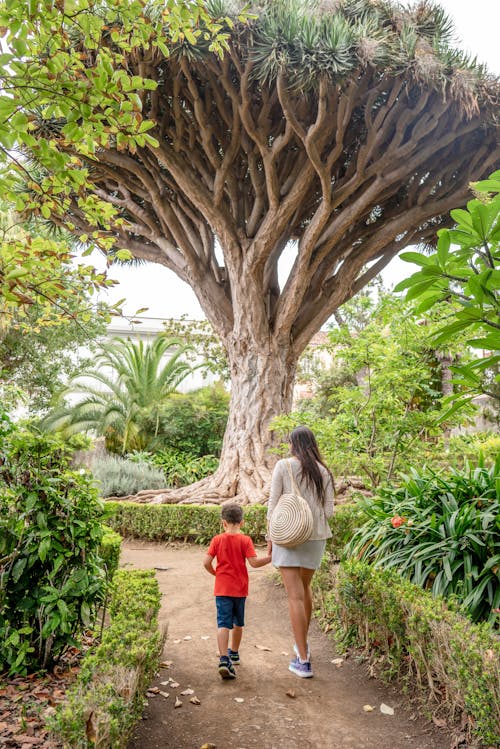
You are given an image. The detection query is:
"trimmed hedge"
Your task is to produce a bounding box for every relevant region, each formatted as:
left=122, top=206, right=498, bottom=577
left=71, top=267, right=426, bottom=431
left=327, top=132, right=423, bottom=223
left=314, top=559, right=500, bottom=747
left=49, top=569, right=164, bottom=748
left=104, top=501, right=364, bottom=559
left=100, top=526, right=122, bottom=580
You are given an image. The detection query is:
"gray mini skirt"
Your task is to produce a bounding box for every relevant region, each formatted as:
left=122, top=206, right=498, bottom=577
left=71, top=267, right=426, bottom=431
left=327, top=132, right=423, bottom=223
left=272, top=539, right=327, bottom=570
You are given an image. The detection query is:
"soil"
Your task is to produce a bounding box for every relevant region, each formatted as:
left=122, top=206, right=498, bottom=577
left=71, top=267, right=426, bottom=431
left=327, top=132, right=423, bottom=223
left=123, top=540, right=451, bottom=749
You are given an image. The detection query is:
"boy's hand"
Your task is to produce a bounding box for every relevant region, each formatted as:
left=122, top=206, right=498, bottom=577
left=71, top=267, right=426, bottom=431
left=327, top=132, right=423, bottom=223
left=203, top=553, right=216, bottom=576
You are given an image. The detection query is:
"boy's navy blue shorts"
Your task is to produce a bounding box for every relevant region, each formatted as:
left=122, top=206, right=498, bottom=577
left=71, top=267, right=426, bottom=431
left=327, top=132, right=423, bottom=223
left=215, top=596, right=246, bottom=629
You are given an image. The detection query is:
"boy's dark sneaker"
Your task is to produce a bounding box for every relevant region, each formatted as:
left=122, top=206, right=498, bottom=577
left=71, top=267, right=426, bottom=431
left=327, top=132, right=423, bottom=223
left=218, top=656, right=236, bottom=679
left=228, top=649, right=240, bottom=664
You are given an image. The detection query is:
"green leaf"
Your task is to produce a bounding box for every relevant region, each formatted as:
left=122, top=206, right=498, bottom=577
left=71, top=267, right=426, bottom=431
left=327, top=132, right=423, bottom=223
left=399, top=252, right=434, bottom=267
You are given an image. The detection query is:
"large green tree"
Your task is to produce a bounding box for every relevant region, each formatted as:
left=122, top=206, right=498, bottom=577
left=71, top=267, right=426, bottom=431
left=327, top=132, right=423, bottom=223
left=1, top=0, right=498, bottom=502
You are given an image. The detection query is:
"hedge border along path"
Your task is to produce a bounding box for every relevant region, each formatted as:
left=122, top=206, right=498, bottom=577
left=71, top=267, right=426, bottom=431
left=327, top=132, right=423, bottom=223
left=48, top=569, right=165, bottom=748
left=103, top=500, right=365, bottom=560
left=314, top=557, right=500, bottom=748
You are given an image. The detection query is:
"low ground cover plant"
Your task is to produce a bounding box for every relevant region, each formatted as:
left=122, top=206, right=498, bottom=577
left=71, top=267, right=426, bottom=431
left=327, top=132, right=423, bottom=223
left=315, top=560, right=500, bottom=747
left=346, top=458, right=500, bottom=625
left=0, top=428, right=108, bottom=673
left=49, top=569, right=163, bottom=747
left=92, top=454, right=167, bottom=498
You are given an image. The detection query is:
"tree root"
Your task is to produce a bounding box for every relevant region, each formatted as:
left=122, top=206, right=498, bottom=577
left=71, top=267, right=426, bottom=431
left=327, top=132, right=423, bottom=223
left=104, top=473, right=370, bottom=505
left=105, top=473, right=268, bottom=505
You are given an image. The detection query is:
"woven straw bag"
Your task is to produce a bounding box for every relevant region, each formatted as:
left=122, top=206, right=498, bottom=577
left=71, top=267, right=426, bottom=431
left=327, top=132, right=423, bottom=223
left=269, top=460, right=314, bottom=548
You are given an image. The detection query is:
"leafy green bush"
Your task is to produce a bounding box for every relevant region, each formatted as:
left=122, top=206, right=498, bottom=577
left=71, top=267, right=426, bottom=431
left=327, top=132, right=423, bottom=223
left=104, top=500, right=363, bottom=558
left=92, top=455, right=167, bottom=498
left=104, top=501, right=265, bottom=545
left=49, top=569, right=163, bottom=748
left=140, top=383, right=229, bottom=456
left=346, top=458, right=500, bottom=624
left=128, top=448, right=219, bottom=488
left=327, top=503, right=367, bottom=559
left=445, top=432, right=500, bottom=468
left=318, top=560, right=500, bottom=747
left=100, top=526, right=122, bottom=580
left=0, top=429, right=107, bottom=673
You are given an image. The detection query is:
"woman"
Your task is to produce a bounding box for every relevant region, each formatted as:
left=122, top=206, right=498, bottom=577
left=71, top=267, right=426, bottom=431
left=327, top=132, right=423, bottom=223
left=266, top=425, right=335, bottom=678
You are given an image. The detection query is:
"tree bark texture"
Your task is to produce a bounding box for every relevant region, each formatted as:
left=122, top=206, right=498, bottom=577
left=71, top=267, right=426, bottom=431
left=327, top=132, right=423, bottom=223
left=56, top=41, right=499, bottom=502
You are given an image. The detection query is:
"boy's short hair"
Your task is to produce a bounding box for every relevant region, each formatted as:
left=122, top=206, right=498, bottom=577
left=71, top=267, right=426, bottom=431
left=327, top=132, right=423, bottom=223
left=221, top=503, right=244, bottom=524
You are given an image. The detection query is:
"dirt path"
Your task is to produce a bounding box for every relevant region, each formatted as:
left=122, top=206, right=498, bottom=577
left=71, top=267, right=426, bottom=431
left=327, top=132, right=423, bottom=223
left=123, top=540, right=450, bottom=749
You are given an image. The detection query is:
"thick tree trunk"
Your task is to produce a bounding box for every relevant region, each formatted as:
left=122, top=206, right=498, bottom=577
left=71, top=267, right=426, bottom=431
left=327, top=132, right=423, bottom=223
left=123, top=336, right=298, bottom=505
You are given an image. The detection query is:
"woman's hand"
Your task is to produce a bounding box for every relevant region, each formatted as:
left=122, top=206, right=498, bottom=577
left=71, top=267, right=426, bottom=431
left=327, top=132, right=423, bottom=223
left=266, top=539, right=272, bottom=556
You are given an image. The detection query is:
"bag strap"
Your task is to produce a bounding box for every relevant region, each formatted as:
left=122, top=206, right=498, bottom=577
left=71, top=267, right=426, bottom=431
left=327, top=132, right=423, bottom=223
left=286, top=459, right=300, bottom=495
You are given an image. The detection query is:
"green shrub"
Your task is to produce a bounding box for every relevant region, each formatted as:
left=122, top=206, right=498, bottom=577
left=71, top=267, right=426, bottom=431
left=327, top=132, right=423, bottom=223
left=319, top=560, right=500, bottom=747
left=128, top=448, right=219, bottom=487
left=0, top=429, right=107, bottom=674
left=140, top=383, right=229, bottom=456
left=104, top=500, right=363, bottom=558
left=92, top=455, right=167, bottom=498
left=49, top=569, right=163, bottom=748
left=100, top=527, right=122, bottom=581
left=104, top=502, right=265, bottom=545
left=327, top=503, right=367, bottom=559
left=346, top=459, right=500, bottom=624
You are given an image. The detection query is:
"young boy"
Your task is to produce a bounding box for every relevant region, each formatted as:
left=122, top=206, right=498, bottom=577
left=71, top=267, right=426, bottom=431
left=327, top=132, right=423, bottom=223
left=203, top=503, right=271, bottom=679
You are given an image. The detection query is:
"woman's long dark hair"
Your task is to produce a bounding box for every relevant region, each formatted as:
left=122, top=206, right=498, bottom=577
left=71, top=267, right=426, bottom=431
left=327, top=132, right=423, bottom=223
left=290, top=426, right=334, bottom=506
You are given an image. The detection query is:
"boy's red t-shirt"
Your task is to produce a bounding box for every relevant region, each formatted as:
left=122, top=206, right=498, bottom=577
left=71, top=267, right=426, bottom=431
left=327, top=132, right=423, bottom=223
left=207, top=532, right=257, bottom=597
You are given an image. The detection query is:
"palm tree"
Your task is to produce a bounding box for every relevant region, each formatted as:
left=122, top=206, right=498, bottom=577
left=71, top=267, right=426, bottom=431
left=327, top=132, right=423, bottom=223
left=44, top=335, right=194, bottom=453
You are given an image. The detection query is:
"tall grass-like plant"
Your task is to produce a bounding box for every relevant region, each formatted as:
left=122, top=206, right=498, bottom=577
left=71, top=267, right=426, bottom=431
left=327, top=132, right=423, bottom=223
left=346, top=457, right=500, bottom=625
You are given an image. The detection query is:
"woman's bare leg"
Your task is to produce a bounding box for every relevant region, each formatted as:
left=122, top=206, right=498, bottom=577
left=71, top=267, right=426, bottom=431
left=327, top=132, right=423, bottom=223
left=280, top=567, right=309, bottom=661
left=300, top=567, right=315, bottom=634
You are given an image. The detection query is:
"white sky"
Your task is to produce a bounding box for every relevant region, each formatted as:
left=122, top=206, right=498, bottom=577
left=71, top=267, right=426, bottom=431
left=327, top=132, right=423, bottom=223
left=91, top=0, right=500, bottom=321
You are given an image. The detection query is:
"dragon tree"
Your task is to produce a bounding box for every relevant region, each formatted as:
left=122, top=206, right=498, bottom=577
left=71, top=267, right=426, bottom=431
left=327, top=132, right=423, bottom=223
left=4, top=0, right=499, bottom=503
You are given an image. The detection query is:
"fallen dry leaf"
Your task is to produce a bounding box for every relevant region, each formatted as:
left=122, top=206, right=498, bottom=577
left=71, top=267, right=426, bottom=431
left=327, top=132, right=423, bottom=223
left=331, top=658, right=344, bottom=667
left=201, top=636, right=210, bottom=640
left=174, top=697, right=182, bottom=709
left=173, top=639, right=182, bottom=644
left=160, top=660, right=173, bottom=668
left=432, top=716, right=447, bottom=728
left=254, top=644, right=271, bottom=651
left=200, top=744, right=216, bottom=749
left=160, top=681, right=170, bottom=686
left=148, top=686, right=160, bottom=694
left=285, top=690, right=296, bottom=699
left=170, top=682, right=180, bottom=689
left=280, top=651, right=289, bottom=656
left=380, top=703, right=394, bottom=715
left=363, top=705, right=374, bottom=712
left=159, top=691, right=170, bottom=699
left=183, top=636, right=192, bottom=641
left=234, top=697, right=244, bottom=703
left=181, top=688, right=194, bottom=696
left=190, top=696, right=201, bottom=706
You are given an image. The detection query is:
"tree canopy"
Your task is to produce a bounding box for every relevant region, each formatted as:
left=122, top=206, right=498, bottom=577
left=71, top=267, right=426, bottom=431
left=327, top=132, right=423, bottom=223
left=2, top=0, right=498, bottom=501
